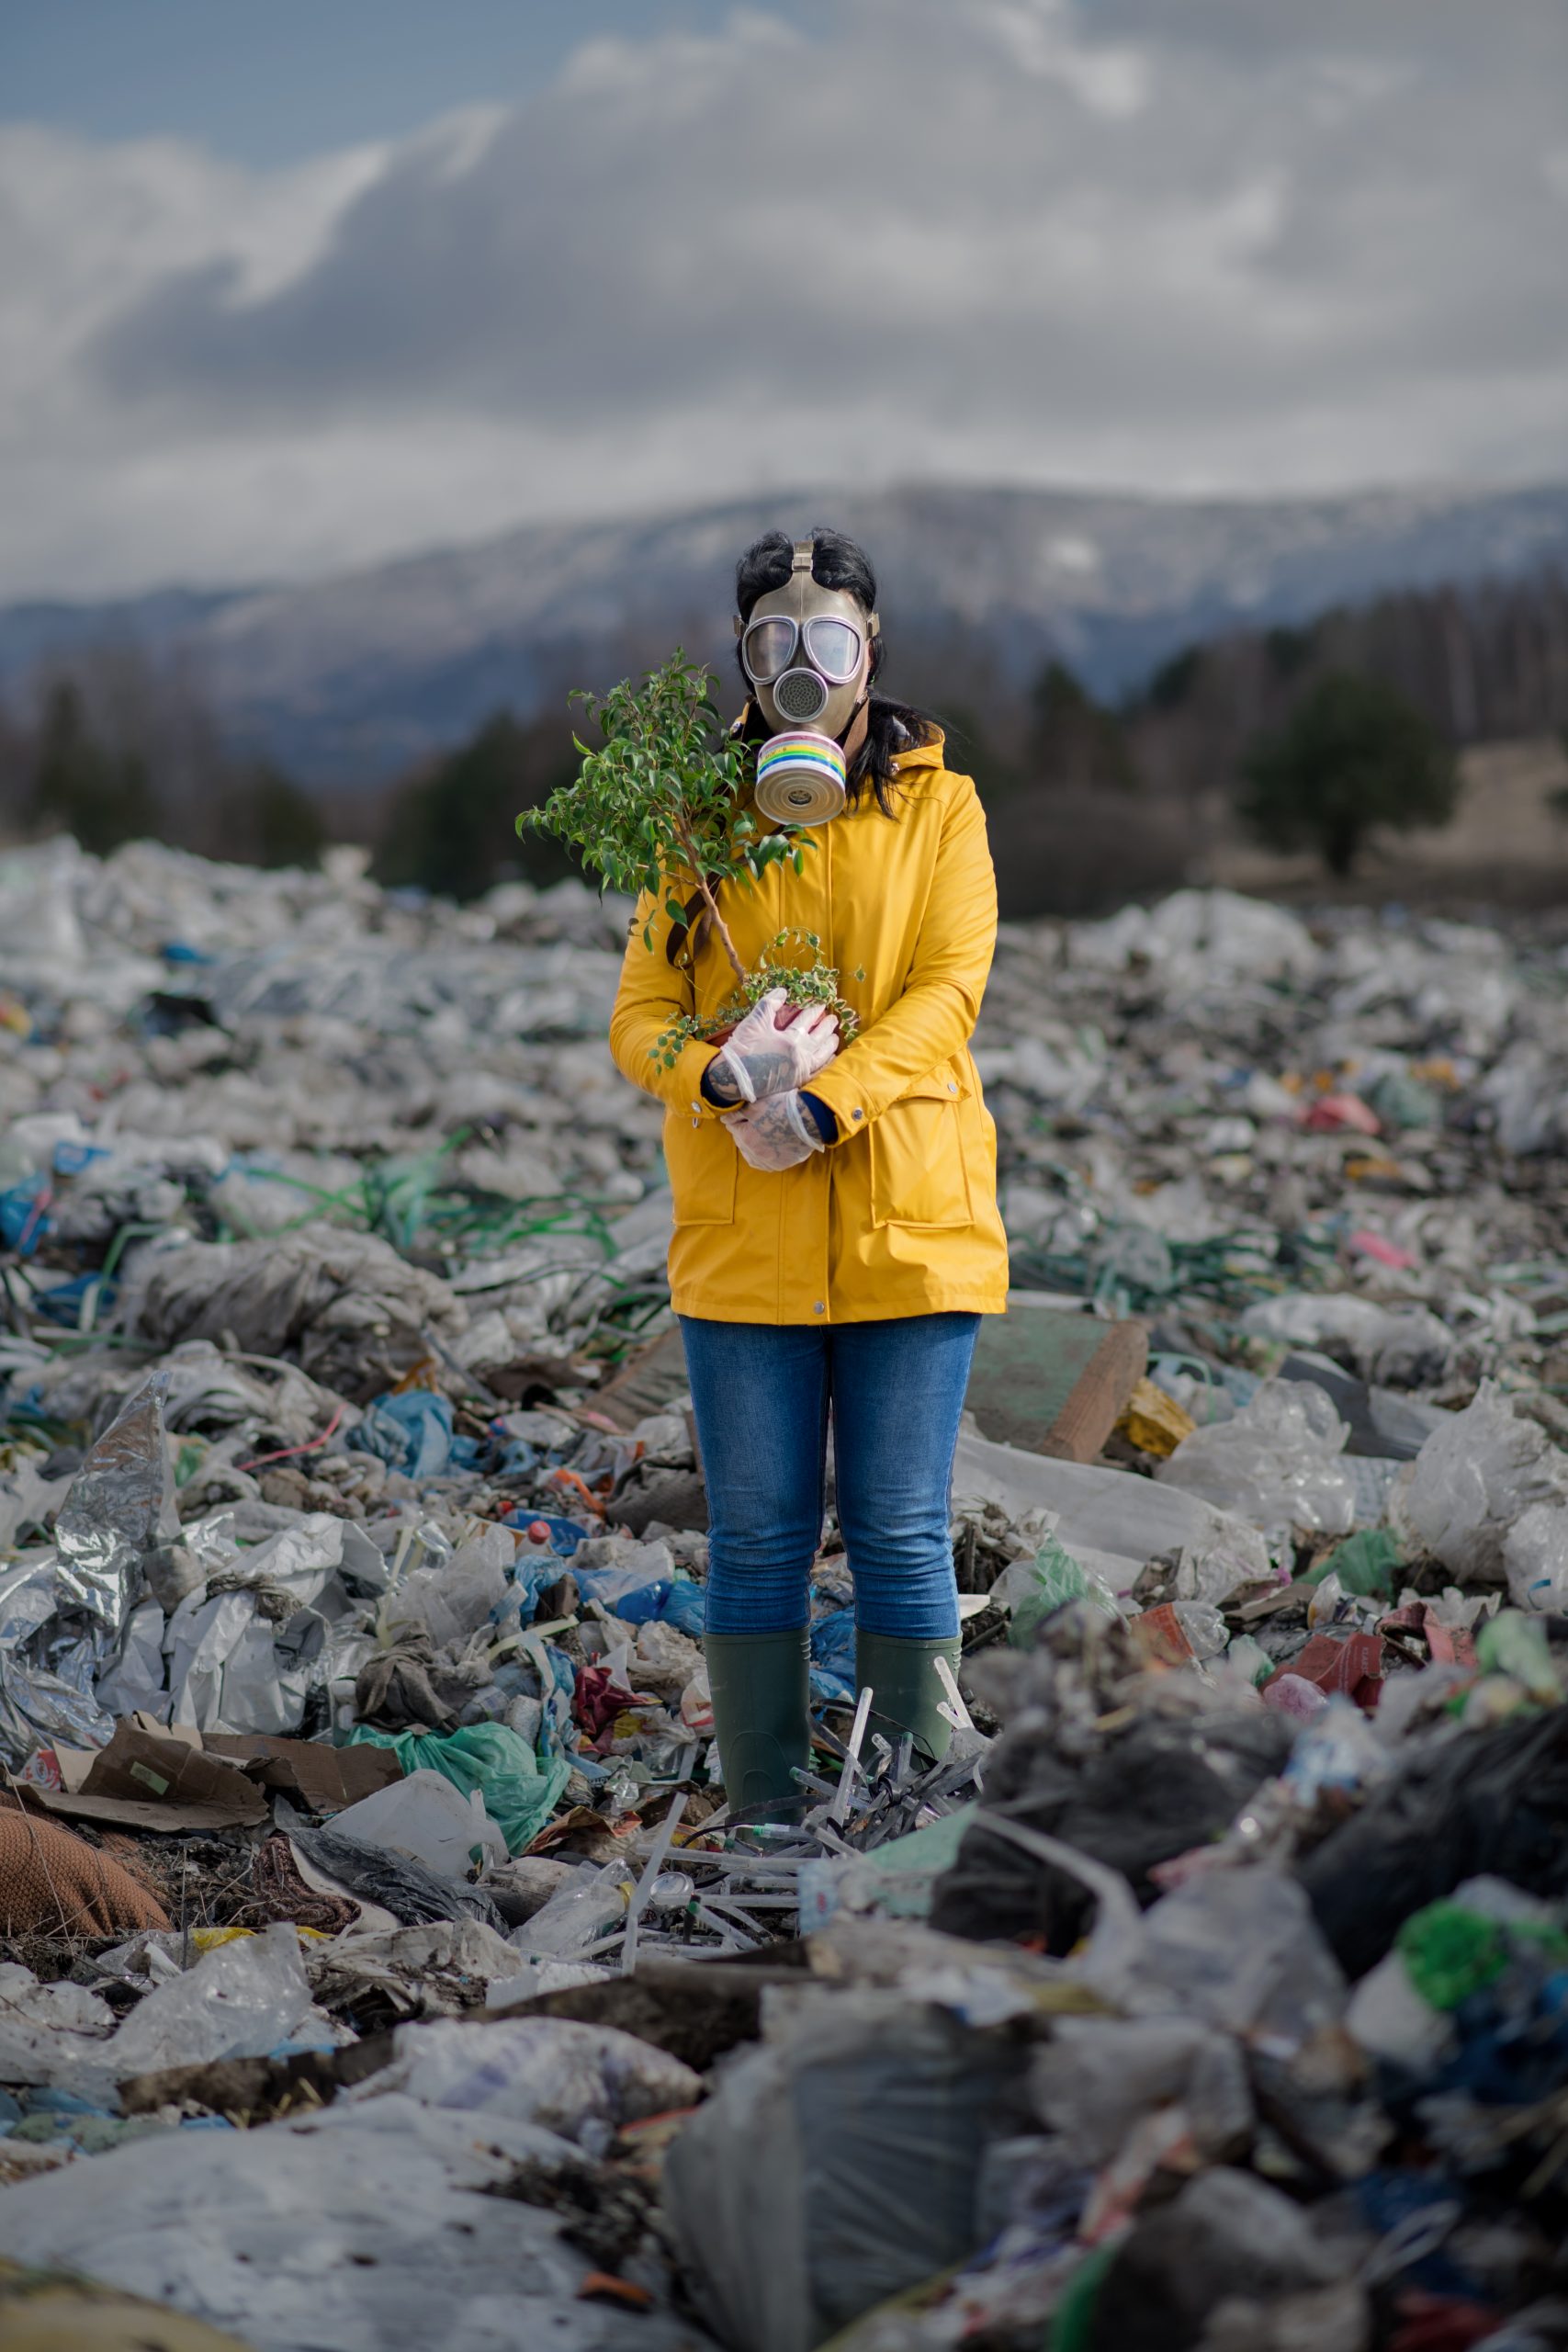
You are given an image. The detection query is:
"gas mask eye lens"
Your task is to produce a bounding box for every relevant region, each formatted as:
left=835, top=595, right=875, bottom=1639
left=801, top=617, right=863, bottom=683
left=741, top=617, right=797, bottom=684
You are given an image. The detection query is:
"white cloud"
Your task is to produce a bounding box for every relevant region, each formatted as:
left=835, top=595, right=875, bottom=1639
left=0, top=0, right=1564, bottom=597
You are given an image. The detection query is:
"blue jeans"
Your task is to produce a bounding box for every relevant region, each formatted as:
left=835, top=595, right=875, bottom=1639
left=679, top=1313, right=980, bottom=1640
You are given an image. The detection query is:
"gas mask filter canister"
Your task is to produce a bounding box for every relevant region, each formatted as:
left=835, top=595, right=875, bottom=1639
left=754, top=729, right=849, bottom=824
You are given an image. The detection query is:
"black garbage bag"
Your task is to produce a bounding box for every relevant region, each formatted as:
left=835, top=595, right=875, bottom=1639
left=1298, top=1702, right=1568, bottom=1980
left=931, top=1703, right=1292, bottom=1949
left=1085, top=2167, right=1359, bottom=2352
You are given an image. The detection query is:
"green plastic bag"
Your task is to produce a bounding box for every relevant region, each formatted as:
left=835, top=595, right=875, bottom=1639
left=1004, top=1534, right=1120, bottom=1651
left=1307, top=1526, right=1402, bottom=1599
left=1396, top=1902, right=1509, bottom=2011
left=1476, top=1608, right=1558, bottom=1702
left=344, top=1722, right=570, bottom=1855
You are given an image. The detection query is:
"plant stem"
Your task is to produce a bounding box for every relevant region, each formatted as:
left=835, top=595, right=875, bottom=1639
left=672, top=815, right=748, bottom=986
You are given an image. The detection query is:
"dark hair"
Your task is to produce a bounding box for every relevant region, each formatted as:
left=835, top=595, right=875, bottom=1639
left=734, top=526, right=942, bottom=815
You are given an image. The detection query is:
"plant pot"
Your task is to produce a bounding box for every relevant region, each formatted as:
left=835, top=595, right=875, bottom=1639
left=705, top=1004, right=804, bottom=1047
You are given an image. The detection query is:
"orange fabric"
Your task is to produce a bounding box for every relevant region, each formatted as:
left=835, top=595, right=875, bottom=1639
left=0, top=1800, right=170, bottom=1939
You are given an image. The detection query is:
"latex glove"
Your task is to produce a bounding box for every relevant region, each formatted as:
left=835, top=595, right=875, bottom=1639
left=706, top=988, right=839, bottom=1105
left=723, top=1089, right=825, bottom=1172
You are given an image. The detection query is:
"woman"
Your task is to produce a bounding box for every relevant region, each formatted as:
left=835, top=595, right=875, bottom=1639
left=608, top=526, right=1009, bottom=1818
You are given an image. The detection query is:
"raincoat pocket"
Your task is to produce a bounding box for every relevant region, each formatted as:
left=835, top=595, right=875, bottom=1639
left=870, top=1076, right=972, bottom=1229
left=664, top=1112, right=739, bottom=1227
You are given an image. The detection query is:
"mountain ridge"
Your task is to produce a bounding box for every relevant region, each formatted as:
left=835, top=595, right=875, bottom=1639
left=4, top=477, right=1566, bottom=783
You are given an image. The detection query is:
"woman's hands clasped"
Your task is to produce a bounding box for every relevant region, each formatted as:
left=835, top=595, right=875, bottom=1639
left=706, top=989, right=839, bottom=1105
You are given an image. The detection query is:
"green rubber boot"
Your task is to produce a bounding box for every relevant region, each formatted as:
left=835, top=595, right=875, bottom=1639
left=704, top=1629, right=811, bottom=1824
left=855, top=1630, right=964, bottom=1766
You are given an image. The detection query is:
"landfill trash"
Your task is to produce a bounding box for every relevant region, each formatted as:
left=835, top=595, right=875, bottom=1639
left=0, top=2096, right=707, bottom=2352
left=4, top=845, right=1568, bottom=2345
left=344, top=1724, right=571, bottom=1854
left=666, top=1992, right=1034, bottom=2352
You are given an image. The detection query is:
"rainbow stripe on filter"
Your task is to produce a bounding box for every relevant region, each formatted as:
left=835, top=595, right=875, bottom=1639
left=753, top=729, right=848, bottom=825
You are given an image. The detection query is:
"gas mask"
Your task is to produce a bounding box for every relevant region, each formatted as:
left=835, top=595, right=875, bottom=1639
left=737, top=538, right=878, bottom=824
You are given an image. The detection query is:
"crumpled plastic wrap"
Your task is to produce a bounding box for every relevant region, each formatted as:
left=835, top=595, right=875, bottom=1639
left=0, top=1372, right=177, bottom=1761
left=163, top=1512, right=389, bottom=1735
left=1391, top=1380, right=1568, bottom=1583
left=102, top=1922, right=324, bottom=2087
left=119, top=1227, right=469, bottom=1402
left=1157, top=1380, right=1359, bottom=1538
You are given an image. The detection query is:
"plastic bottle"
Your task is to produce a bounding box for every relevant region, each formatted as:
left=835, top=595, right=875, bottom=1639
left=508, top=1862, right=635, bottom=1958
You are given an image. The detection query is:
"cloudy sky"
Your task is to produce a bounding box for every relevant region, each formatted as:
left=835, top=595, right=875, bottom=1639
left=2, top=0, right=1565, bottom=600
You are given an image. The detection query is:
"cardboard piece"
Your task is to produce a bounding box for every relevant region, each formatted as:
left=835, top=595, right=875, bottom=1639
left=592, top=1326, right=690, bottom=1432
left=601, top=1304, right=1150, bottom=1459
left=23, top=1722, right=268, bottom=1833
left=964, top=1295, right=1148, bottom=1462
left=204, top=1734, right=403, bottom=1815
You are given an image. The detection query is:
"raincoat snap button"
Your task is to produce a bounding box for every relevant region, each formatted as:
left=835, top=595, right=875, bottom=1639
left=851, top=1107, right=863, bottom=1121
left=813, top=1302, right=826, bottom=1315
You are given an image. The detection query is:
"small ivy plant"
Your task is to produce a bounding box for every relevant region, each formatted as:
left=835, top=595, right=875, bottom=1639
left=652, top=928, right=864, bottom=1070
left=520, top=652, right=860, bottom=1069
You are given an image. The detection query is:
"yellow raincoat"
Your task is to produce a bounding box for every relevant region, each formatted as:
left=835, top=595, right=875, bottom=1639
left=607, top=732, right=1010, bottom=1324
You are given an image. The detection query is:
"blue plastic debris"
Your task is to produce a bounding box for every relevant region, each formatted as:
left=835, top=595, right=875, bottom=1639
left=809, top=1609, right=858, bottom=1681
left=502, top=1510, right=591, bottom=1555
left=347, top=1389, right=455, bottom=1478
left=0, top=1177, right=50, bottom=1255
left=51, top=1139, right=110, bottom=1177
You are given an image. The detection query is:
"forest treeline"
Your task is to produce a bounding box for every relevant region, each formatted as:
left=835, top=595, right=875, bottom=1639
left=1, top=567, right=1564, bottom=915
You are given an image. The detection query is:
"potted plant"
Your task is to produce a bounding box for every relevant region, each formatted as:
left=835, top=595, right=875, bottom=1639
left=519, top=652, right=860, bottom=1071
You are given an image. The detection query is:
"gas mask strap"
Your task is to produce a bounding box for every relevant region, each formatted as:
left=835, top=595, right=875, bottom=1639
left=790, top=538, right=815, bottom=576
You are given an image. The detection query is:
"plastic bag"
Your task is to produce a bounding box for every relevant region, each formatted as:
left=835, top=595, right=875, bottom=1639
left=348, top=2014, right=699, bottom=2150
left=1503, top=1501, right=1568, bottom=1613
left=1299, top=1703, right=1568, bottom=1979
left=666, top=1994, right=1033, bottom=2352
left=995, top=1533, right=1120, bottom=1651
left=347, top=1389, right=454, bottom=1477
left=383, top=1523, right=513, bottom=1650
left=102, top=1923, right=318, bottom=2086
left=0, top=1965, right=117, bottom=2087
left=345, top=1722, right=570, bottom=1855
left=1307, top=1526, right=1402, bottom=1599
left=1030, top=2014, right=1251, bottom=2165
left=330, top=1769, right=507, bottom=1881
left=1157, top=1381, right=1358, bottom=1537
left=569, top=1536, right=677, bottom=1623
left=0, top=1372, right=177, bottom=1763
left=1237, top=1295, right=1455, bottom=1387
left=1391, top=1381, right=1568, bottom=1583
left=508, top=1862, right=633, bottom=1959
left=953, top=1424, right=1272, bottom=1590
left=0, top=2095, right=696, bottom=2352
left=1089, top=2165, right=1348, bottom=2350
left=1133, top=1867, right=1348, bottom=2051
left=932, top=1705, right=1292, bottom=1950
